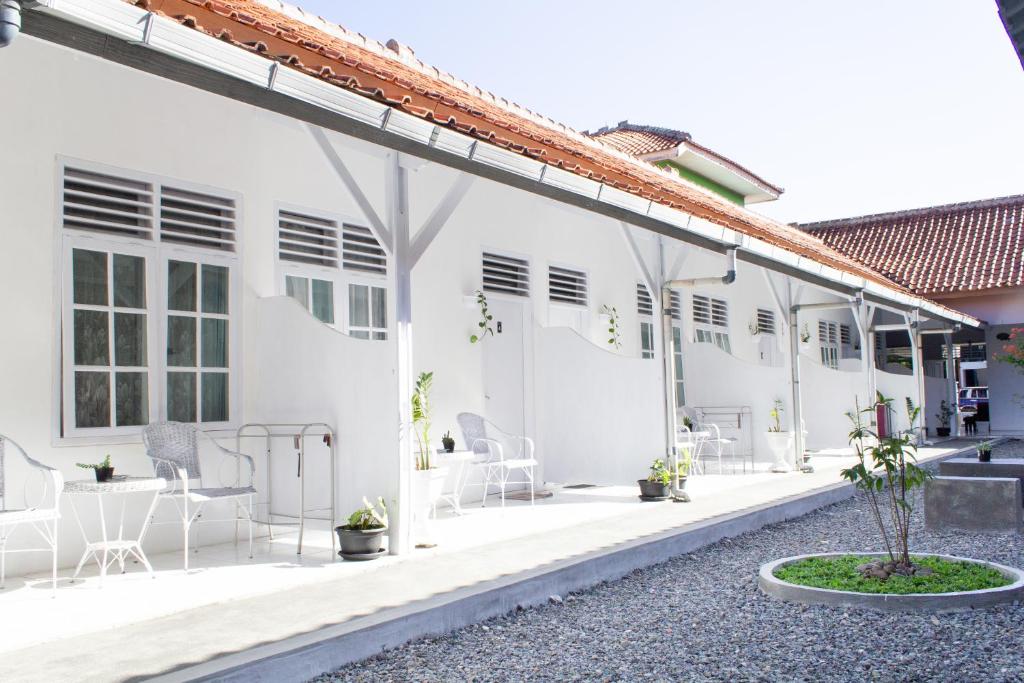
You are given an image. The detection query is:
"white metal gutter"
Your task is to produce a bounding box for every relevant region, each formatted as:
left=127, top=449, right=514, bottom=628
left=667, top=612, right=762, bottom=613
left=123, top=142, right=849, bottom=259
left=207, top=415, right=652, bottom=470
left=30, top=0, right=981, bottom=329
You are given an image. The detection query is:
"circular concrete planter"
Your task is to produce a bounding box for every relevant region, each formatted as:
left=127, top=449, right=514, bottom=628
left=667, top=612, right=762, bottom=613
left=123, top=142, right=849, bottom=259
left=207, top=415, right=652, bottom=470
left=758, top=552, right=1024, bottom=612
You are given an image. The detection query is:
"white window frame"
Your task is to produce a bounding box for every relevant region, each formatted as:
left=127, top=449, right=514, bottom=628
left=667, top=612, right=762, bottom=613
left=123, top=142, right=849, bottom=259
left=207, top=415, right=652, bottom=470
left=693, top=293, right=731, bottom=353
left=346, top=280, right=389, bottom=340
left=56, top=158, right=243, bottom=440
left=819, top=319, right=840, bottom=370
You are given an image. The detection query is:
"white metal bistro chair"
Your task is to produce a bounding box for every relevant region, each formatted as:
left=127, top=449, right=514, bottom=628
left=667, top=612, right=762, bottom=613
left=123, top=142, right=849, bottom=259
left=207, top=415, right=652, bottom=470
left=456, top=413, right=537, bottom=507
left=142, top=422, right=256, bottom=571
left=675, top=424, right=709, bottom=476
left=0, top=434, right=63, bottom=594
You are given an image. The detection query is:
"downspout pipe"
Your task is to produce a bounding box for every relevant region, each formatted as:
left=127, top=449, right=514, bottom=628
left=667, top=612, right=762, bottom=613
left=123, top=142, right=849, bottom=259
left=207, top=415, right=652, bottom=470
left=663, top=246, right=739, bottom=500
left=0, top=0, right=22, bottom=48
left=787, top=291, right=863, bottom=473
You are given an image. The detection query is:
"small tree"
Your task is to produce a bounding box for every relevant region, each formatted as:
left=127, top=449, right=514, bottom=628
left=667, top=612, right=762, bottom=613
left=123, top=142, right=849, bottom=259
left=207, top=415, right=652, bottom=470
left=840, top=393, right=931, bottom=568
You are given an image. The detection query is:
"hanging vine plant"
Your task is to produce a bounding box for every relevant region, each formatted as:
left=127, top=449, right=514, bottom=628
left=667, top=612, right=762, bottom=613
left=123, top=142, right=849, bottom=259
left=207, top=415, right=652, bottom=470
left=470, top=289, right=494, bottom=343
left=601, top=305, right=622, bottom=349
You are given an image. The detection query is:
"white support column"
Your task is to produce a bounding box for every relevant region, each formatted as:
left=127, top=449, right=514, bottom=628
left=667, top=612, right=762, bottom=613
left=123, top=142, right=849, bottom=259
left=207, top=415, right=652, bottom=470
left=389, top=152, right=414, bottom=555
left=945, top=332, right=959, bottom=438
left=905, top=311, right=926, bottom=442
left=786, top=280, right=804, bottom=472
left=861, top=303, right=877, bottom=406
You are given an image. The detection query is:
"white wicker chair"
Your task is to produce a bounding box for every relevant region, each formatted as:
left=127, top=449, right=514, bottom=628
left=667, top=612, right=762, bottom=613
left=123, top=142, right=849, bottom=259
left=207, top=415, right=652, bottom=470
left=456, top=413, right=537, bottom=507
left=0, top=435, right=63, bottom=594
left=142, top=422, right=256, bottom=571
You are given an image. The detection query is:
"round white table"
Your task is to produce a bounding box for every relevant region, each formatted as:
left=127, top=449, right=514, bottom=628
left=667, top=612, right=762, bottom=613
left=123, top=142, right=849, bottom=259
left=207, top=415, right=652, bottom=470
left=65, top=476, right=165, bottom=585
left=437, top=450, right=483, bottom=515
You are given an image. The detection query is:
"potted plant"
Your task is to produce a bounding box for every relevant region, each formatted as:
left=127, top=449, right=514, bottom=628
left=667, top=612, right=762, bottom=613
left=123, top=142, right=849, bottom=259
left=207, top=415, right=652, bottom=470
left=748, top=319, right=762, bottom=344
left=765, top=399, right=794, bottom=473
left=76, top=454, right=114, bottom=482
left=638, top=458, right=672, bottom=500
left=441, top=430, right=456, bottom=453
left=934, top=400, right=953, bottom=438
left=977, top=441, right=993, bottom=463
left=799, top=324, right=811, bottom=350
left=335, top=497, right=388, bottom=560
left=411, top=371, right=450, bottom=516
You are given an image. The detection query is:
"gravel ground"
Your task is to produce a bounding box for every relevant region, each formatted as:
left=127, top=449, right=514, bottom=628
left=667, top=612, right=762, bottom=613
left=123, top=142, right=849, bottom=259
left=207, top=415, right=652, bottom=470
left=318, top=440, right=1024, bottom=683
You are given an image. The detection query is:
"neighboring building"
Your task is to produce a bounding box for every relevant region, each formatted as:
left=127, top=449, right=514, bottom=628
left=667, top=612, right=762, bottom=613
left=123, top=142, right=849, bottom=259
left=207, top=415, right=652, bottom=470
left=586, top=122, right=783, bottom=206
left=997, top=0, right=1024, bottom=70
left=0, top=0, right=976, bottom=575
left=801, top=194, right=1024, bottom=435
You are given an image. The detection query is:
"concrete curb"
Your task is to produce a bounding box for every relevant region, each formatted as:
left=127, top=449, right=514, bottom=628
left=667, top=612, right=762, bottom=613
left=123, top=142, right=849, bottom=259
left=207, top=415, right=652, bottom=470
left=155, top=443, right=984, bottom=683
left=758, top=552, right=1024, bottom=612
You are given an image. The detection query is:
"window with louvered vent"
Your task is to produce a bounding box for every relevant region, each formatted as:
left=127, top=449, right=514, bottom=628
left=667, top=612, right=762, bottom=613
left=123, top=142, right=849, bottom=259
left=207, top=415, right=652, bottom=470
left=756, top=308, right=775, bottom=335
left=637, top=283, right=653, bottom=316
left=62, top=167, right=155, bottom=239
left=278, top=210, right=339, bottom=268
left=819, top=320, right=839, bottom=369
left=342, top=224, right=387, bottom=276
left=160, top=186, right=236, bottom=252
left=548, top=266, right=587, bottom=306
left=840, top=324, right=852, bottom=345
left=693, top=294, right=730, bottom=353
left=482, top=252, right=529, bottom=297
left=669, top=291, right=682, bottom=321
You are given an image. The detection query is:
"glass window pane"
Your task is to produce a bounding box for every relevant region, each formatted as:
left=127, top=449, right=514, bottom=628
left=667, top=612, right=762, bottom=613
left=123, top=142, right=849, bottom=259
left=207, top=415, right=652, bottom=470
left=351, top=330, right=370, bottom=340
left=312, top=279, right=334, bottom=324
left=168, top=261, right=197, bottom=312
left=75, top=371, right=110, bottom=428
left=115, top=372, right=148, bottom=426
left=201, top=373, right=228, bottom=422
left=167, top=316, right=196, bottom=367
left=371, top=287, right=386, bottom=329
left=349, top=285, right=369, bottom=328
left=286, top=276, right=309, bottom=310
left=201, top=265, right=229, bottom=314
left=73, top=249, right=108, bottom=306
left=74, top=310, right=109, bottom=366
left=113, top=254, right=145, bottom=308
left=372, top=331, right=387, bottom=341
left=201, top=318, right=228, bottom=368
left=167, top=372, right=196, bottom=422
left=675, top=381, right=685, bottom=407
left=114, top=313, right=147, bottom=367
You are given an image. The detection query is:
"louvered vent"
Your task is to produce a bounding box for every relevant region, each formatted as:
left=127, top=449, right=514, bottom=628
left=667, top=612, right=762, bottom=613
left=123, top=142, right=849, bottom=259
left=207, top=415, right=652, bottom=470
left=819, top=320, right=838, bottom=344
left=160, top=186, right=236, bottom=251
left=637, top=283, right=653, bottom=316
left=840, top=324, right=852, bottom=345
left=710, top=298, right=728, bottom=327
left=62, top=167, right=155, bottom=239
left=342, top=224, right=387, bottom=275
left=482, top=252, right=530, bottom=297
left=756, top=308, right=775, bottom=334
left=278, top=210, right=339, bottom=268
left=669, top=291, right=682, bottom=321
left=694, top=295, right=728, bottom=327
left=548, top=266, right=587, bottom=306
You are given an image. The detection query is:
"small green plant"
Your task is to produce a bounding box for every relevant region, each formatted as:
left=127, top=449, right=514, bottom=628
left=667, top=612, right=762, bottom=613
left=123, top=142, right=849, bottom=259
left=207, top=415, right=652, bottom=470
left=682, top=415, right=694, bottom=431
left=469, top=290, right=494, bottom=343
left=768, top=399, right=784, bottom=433
left=76, top=454, right=112, bottom=470
left=600, top=305, right=621, bottom=349
left=676, top=449, right=692, bottom=479
left=977, top=441, right=993, bottom=455
left=441, top=430, right=455, bottom=452
left=647, top=458, right=671, bottom=486
left=934, top=400, right=953, bottom=428
left=411, top=371, right=434, bottom=471
left=343, top=497, right=388, bottom=530
left=840, top=393, right=932, bottom=569
left=800, top=324, right=811, bottom=343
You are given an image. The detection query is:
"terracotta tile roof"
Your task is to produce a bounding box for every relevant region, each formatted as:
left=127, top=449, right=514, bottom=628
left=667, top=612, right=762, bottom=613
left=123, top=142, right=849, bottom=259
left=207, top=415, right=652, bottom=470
left=129, top=0, right=914, bottom=296
left=586, top=122, right=691, bottom=157
left=586, top=122, right=783, bottom=197
left=800, top=195, right=1024, bottom=296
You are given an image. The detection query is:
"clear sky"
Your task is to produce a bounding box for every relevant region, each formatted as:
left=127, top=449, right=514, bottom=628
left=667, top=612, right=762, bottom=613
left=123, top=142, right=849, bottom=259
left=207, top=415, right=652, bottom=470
left=295, top=1, right=1024, bottom=224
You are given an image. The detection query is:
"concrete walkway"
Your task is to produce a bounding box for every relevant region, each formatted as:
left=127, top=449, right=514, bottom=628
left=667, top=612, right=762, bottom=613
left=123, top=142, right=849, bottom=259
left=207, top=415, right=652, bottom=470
left=0, top=442, right=975, bottom=683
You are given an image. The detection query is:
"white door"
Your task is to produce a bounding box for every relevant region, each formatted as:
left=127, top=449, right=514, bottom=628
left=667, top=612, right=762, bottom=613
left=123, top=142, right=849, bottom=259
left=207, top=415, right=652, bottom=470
left=483, top=298, right=526, bottom=436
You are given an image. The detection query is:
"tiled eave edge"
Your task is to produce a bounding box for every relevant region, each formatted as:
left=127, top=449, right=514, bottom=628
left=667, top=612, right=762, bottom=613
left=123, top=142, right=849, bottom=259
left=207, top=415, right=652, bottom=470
left=33, top=0, right=980, bottom=328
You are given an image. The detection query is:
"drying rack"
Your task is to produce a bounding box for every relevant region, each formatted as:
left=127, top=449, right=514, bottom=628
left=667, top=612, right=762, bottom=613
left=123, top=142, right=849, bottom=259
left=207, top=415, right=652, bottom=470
left=235, top=422, right=337, bottom=556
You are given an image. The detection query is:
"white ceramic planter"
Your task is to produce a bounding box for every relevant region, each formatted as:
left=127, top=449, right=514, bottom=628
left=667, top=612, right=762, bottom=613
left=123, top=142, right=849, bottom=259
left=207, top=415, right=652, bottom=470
left=765, top=431, right=794, bottom=473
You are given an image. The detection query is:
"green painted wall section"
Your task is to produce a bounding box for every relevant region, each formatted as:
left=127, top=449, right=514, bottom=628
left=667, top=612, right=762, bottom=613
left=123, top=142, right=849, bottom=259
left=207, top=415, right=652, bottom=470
left=657, top=160, right=745, bottom=205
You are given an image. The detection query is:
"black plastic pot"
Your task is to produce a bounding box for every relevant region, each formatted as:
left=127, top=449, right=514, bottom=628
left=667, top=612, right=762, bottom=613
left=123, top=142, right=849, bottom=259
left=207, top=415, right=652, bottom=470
left=638, top=479, right=670, bottom=498
left=937, top=427, right=951, bottom=437
left=95, top=467, right=114, bottom=482
left=442, top=441, right=455, bottom=453
left=978, top=449, right=992, bottom=463
left=335, top=526, right=386, bottom=556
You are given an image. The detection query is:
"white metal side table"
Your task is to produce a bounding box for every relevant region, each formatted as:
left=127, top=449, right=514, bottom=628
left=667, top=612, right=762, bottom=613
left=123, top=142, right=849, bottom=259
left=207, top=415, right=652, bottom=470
left=66, top=476, right=165, bottom=585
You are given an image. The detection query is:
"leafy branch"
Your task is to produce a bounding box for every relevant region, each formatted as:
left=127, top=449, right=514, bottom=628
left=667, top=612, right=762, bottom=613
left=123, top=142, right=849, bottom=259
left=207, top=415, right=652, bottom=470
left=601, top=305, right=621, bottom=349
left=469, top=290, right=494, bottom=344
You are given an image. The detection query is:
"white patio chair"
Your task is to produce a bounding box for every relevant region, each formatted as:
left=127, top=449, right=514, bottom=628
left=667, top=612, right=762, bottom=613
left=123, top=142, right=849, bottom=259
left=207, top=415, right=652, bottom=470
left=142, top=422, right=256, bottom=571
left=0, top=435, right=63, bottom=594
left=456, top=413, right=537, bottom=507
left=676, top=424, right=708, bottom=476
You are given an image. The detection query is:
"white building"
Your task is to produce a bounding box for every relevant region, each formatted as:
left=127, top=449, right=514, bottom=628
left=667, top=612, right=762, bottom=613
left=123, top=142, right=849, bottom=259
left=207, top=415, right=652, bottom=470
left=0, top=0, right=977, bottom=574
